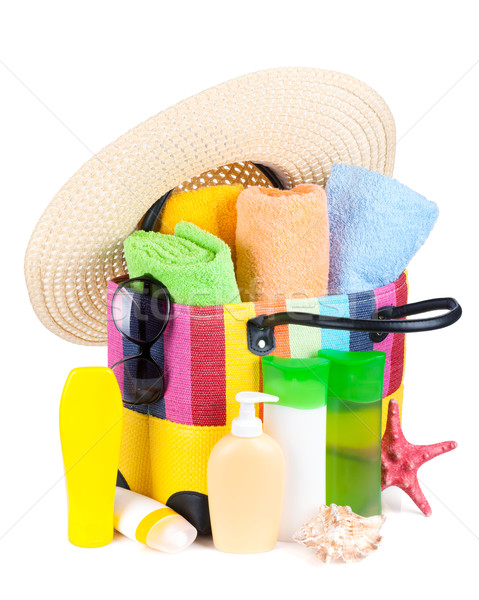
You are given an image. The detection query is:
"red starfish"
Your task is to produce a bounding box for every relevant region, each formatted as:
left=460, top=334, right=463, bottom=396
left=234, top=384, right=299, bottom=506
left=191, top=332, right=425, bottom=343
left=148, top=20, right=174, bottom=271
left=381, top=399, right=457, bottom=517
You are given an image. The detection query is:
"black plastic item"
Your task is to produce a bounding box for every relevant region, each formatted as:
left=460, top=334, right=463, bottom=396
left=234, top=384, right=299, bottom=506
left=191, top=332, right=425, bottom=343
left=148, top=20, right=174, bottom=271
left=247, top=297, right=462, bottom=355
left=140, top=190, right=173, bottom=232
left=167, top=491, right=211, bottom=536
left=116, top=470, right=130, bottom=490
left=139, top=164, right=283, bottom=232
left=253, top=164, right=285, bottom=190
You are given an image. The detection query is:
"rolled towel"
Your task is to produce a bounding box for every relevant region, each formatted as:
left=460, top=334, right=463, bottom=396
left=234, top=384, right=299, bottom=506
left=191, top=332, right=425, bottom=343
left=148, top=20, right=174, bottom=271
left=124, top=221, right=240, bottom=306
left=159, top=184, right=243, bottom=263
left=235, top=185, right=329, bottom=302
left=326, top=163, right=439, bottom=295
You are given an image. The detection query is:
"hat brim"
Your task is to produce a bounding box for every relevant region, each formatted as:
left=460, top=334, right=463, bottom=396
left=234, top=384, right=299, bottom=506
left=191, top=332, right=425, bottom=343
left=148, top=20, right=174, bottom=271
left=25, top=67, right=395, bottom=345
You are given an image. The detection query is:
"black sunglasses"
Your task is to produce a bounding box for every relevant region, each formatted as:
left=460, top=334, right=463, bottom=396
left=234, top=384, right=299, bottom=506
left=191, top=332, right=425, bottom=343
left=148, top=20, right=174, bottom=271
left=111, top=276, right=171, bottom=406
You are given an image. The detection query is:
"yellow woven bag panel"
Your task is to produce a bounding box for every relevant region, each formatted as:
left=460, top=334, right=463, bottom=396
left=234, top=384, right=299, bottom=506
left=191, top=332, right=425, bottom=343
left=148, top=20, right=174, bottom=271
left=118, top=408, right=151, bottom=496
left=149, top=416, right=229, bottom=502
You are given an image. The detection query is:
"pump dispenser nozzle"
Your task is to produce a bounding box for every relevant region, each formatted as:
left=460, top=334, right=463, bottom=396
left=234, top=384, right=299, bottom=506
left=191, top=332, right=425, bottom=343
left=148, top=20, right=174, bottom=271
left=232, top=391, right=279, bottom=437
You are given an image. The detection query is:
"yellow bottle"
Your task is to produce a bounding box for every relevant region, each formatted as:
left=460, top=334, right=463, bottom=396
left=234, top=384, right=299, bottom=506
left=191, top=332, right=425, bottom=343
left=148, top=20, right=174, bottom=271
left=207, top=391, right=285, bottom=553
left=59, top=367, right=123, bottom=548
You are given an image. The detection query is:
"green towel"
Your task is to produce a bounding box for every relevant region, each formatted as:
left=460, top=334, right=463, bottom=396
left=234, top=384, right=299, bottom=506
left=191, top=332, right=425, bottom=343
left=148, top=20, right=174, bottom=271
left=123, top=221, right=241, bottom=306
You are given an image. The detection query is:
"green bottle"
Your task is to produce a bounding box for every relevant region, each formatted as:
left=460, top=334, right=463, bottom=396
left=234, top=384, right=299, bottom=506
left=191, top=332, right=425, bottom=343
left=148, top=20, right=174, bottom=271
left=318, top=349, right=386, bottom=517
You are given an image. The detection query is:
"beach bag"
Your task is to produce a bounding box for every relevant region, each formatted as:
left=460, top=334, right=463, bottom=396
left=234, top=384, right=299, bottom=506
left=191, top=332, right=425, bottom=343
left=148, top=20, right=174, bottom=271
left=107, top=163, right=460, bottom=534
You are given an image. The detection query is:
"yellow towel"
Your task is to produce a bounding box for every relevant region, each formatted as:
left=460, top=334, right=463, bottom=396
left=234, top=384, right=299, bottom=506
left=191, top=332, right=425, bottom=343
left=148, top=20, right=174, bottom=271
left=159, top=184, right=243, bottom=262
left=236, top=184, right=329, bottom=302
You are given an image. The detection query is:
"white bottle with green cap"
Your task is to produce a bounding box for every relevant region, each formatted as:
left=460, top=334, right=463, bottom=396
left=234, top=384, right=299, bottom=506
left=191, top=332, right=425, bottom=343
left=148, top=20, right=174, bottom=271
left=262, top=356, right=330, bottom=541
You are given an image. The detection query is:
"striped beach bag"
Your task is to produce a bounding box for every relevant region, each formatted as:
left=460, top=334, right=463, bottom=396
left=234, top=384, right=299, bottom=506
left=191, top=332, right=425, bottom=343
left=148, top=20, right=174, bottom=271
left=107, top=164, right=460, bottom=534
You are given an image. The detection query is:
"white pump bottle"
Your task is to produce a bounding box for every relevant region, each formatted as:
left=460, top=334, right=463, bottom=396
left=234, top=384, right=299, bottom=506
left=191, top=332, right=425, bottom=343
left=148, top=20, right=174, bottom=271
left=207, top=392, right=285, bottom=553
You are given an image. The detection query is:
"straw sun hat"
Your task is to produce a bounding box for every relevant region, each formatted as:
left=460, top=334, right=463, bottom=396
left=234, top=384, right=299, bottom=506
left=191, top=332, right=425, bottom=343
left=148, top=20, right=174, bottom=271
left=25, top=67, right=396, bottom=345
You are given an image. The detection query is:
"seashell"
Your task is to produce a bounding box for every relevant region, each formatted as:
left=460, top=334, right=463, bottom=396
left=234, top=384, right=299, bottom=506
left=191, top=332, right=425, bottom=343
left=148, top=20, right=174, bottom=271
left=293, top=504, right=385, bottom=563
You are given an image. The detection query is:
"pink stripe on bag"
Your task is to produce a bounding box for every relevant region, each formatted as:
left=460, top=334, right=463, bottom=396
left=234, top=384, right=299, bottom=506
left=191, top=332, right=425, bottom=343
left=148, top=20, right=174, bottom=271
left=388, top=273, right=408, bottom=395
left=373, top=282, right=396, bottom=397
left=190, top=305, right=227, bottom=426
left=164, top=305, right=193, bottom=424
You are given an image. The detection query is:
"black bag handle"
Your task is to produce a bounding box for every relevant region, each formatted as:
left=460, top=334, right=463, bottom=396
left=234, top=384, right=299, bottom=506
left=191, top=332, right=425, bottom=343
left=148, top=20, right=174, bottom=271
left=247, top=297, right=462, bottom=355
left=140, top=164, right=284, bottom=232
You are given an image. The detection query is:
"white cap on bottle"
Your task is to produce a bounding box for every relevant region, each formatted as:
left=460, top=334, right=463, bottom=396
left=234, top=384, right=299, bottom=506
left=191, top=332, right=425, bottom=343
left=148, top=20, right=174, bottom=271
left=231, top=391, right=279, bottom=437
left=146, top=514, right=197, bottom=553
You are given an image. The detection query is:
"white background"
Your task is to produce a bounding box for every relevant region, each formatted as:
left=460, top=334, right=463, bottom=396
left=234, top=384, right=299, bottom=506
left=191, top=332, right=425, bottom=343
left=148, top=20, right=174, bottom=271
left=1, top=1, right=478, bottom=598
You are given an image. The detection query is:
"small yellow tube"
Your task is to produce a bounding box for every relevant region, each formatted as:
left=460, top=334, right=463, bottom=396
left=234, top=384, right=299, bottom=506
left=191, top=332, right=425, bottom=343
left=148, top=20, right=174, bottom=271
left=114, top=487, right=197, bottom=552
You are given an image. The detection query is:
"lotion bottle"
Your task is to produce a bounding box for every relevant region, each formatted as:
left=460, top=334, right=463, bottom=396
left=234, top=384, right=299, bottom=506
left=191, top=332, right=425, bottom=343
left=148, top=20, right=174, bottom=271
left=207, top=391, right=285, bottom=553
left=261, top=356, right=330, bottom=541
left=59, top=367, right=123, bottom=548
left=114, top=487, right=197, bottom=552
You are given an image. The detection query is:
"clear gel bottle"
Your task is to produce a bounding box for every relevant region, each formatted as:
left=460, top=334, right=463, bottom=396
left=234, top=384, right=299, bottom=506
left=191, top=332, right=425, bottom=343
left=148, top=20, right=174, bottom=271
left=318, top=349, right=386, bottom=517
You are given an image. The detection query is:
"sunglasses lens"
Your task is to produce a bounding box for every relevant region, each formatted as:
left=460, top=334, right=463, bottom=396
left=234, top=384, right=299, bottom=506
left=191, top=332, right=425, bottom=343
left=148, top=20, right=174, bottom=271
left=111, top=279, right=169, bottom=344
left=112, top=357, right=164, bottom=406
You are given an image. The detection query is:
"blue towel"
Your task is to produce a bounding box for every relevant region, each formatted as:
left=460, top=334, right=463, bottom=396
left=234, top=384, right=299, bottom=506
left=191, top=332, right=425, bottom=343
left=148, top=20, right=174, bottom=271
left=326, top=163, right=439, bottom=295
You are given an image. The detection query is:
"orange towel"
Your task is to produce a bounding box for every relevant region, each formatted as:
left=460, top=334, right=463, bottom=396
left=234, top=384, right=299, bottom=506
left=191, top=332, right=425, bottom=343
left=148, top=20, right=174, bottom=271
left=159, top=184, right=243, bottom=262
left=236, top=184, right=329, bottom=302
